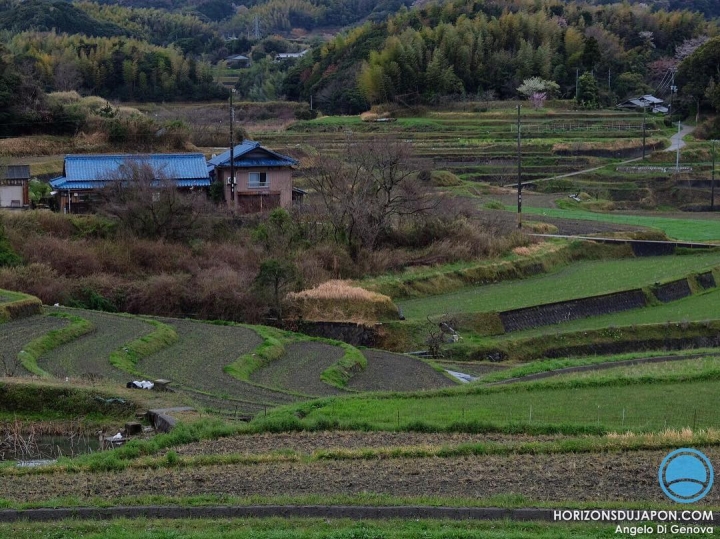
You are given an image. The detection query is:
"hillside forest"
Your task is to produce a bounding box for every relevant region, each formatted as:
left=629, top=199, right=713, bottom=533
left=0, top=0, right=718, bottom=135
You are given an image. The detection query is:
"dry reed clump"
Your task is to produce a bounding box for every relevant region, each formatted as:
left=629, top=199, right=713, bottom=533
left=285, top=280, right=398, bottom=322
left=606, top=428, right=720, bottom=445
left=552, top=138, right=663, bottom=153
left=71, top=131, right=108, bottom=152
left=512, top=242, right=549, bottom=256
left=522, top=221, right=559, bottom=234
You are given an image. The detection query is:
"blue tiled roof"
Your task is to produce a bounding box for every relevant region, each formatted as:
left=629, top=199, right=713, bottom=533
left=50, top=178, right=210, bottom=190
left=208, top=141, right=298, bottom=171
left=50, top=153, right=210, bottom=190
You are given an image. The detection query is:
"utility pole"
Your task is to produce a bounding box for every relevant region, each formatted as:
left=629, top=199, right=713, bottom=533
left=608, top=68, right=611, bottom=94
left=642, top=105, right=646, bottom=161
left=575, top=68, right=579, bottom=102
left=712, top=139, right=717, bottom=211
left=670, top=70, right=676, bottom=116
left=517, top=105, right=522, bottom=229
left=229, top=88, right=236, bottom=209
left=676, top=121, right=681, bottom=172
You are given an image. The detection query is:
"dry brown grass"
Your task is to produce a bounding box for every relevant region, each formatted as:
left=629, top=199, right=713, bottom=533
left=552, top=138, right=663, bottom=153
left=286, top=280, right=398, bottom=322
left=360, top=112, right=379, bottom=122
left=521, top=221, right=559, bottom=234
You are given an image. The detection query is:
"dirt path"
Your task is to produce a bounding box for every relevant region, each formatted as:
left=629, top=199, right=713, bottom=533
left=6, top=447, right=720, bottom=504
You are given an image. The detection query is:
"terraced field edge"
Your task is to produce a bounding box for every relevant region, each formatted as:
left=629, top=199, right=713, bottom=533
left=0, top=289, right=42, bottom=323
left=18, top=313, right=94, bottom=377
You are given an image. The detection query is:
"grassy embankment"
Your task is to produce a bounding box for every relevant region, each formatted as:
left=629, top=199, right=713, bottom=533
left=395, top=250, right=720, bottom=320
left=0, top=518, right=648, bottom=539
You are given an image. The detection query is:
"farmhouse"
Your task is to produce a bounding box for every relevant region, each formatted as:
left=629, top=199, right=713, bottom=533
left=208, top=141, right=300, bottom=212
left=50, top=154, right=211, bottom=214
left=617, top=94, right=669, bottom=114
left=0, top=165, right=30, bottom=208
left=225, top=54, right=251, bottom=68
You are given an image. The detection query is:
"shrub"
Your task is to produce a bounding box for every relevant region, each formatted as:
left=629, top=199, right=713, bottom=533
left=18, top=236, right=102, bottom=277
left=0, top=219, right=20, bottom=267
left=430, top=170, right=462, bottom=186
left=484, top=200, right=505, bottom=210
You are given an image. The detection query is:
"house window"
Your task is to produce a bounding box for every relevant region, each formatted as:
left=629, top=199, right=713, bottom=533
left=248, top=172, right=268, bottom=188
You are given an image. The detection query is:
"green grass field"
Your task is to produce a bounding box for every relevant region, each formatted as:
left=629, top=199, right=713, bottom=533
left=0, top=518, right=633, bottom=539
left=493, top=287, right=720, bottom=341
left=396, top=252, right=720, bottom=319
left=261, top=377, right=720, bottom=432
left=520, top=206, right=720, bottom=241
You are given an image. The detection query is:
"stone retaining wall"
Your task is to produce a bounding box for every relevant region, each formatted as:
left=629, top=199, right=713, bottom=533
left=274, top=320, right=379, bottom=347
left=652, top=278, right=691, bottom=303
left=541, top=334, right=720, bottom=359
left=499, top=289, right=648, bottom=333
left=697, top=271, right=716, bottom=289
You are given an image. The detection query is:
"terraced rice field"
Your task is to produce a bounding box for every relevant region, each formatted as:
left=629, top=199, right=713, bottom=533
left=251, top=342, right=345, bottom=397
left=259, top=110, right=657, bottom=188
left=0, top=314, right=69, bottom=375
left=396, top=252, right=720, bottom=319
left=38, top=308, right=154, bottom=381
left=6, top=446, right=718, bottom=504
left=347, top=350, right=455, bottom=392
left=136, top=319, right=299, bottom=412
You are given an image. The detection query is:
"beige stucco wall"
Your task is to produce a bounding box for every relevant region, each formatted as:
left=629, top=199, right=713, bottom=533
left=219, top=167, right=293, bottom=209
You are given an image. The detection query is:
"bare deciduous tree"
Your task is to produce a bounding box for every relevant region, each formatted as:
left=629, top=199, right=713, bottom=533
left=305, top=137, right=436, bottom=258
left=99, top=160, right=212, bottom=241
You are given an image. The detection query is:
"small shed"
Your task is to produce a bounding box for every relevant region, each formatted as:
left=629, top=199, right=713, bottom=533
left=0, top=165, right=30, bottom=208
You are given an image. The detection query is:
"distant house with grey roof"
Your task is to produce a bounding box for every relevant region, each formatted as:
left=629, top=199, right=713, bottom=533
left=0, top=165, right=30, bottom=208
left=50, top=154, right=210, bottom=214
left=617, top=95, right=668, bottom=114
left=225, top=54, right=251, bottom=68
left=208, top=141, right=300, bottom=212
left=274, top=50, right=309, bottom=62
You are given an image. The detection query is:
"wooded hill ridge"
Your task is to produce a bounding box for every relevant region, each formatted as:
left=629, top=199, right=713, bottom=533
left=0, top=0, right=718, bottom=134
left=283, top=0, right=718, bottom=113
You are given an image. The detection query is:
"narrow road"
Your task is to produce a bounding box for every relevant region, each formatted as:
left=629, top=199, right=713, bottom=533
left=666, top=123, right=695, bottom=152
left=506, top=123, right=696, bottom=188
